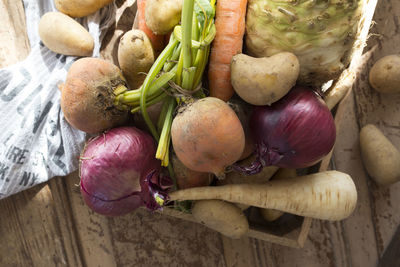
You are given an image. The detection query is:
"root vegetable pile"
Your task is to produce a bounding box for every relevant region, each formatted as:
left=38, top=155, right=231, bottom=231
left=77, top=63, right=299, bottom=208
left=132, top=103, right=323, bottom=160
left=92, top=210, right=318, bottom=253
left=49, top=0, right=366, bottom=237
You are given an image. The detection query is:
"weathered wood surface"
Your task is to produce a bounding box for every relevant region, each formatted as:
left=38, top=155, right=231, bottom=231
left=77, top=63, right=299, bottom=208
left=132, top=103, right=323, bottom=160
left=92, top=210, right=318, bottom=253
left=1, top=0, right=399, bottom=266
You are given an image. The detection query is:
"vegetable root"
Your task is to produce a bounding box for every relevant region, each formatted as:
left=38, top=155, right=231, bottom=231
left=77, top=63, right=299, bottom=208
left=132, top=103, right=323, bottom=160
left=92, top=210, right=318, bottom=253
left=136, top=0, right=166, bottom=56
left=360, top=124, right=400, bottom=185
left=60, top=57, right=129, bottom=134
left=208, top=0, right=247, bottom=101
left=171, top=97, right=245, bottom=178
left=192, top=200, right=249, bottom=239
left=259, top=168, right=297, bottom=222
left=117, top=29, right=155, bottom=89
left=169, top=171, right=358, bottom=221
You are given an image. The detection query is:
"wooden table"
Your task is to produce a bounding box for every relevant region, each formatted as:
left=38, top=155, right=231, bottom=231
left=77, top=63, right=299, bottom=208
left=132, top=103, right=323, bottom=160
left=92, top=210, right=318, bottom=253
left=1, top=0, right=400, bottom=266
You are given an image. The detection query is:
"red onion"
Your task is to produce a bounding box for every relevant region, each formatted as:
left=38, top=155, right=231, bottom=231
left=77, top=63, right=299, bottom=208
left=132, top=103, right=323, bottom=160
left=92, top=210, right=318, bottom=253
left=234, top=86, right=336, bottom=174
left=80, top=126, right=172, bottom=216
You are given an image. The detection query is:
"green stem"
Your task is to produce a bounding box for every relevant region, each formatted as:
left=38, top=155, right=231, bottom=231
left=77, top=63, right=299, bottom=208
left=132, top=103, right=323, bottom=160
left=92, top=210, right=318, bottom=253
left=140, top=39, right=179, bottom=141
left=193, top=45, right=210, bottom=87
left=156, top=97, right=176, bottom=166
left=175, top=49, right=184, bottom=86
left=191, top=13, right=200, bottom=63
left=173, top=26, right=202, bottom=49
left=130, top=93, right=167, bottom=114
left=157, top=98, right=171, bottom=133
left=182, top=66, right=197, bottom=91
left=163, top=43, right=182, bottom=72
left=181, top=0, right=195, bottom=80
left=120, top=72, right=175, bottom=104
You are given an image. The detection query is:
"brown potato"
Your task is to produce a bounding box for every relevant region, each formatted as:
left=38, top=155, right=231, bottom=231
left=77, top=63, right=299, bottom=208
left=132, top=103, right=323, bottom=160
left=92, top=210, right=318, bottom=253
left=360, top=124, right=400, bottom=185
left=231, top=52, right=300, bottom=106
left=369, top=55, right=400, bottom=94
left=117, top=29, right=155, bottom=89
left=192, top=200, right=249, bottom=239
left=259, top=209, right=283, bottom=222
left=55, top=0, right=113, bottom=18
left=145, top=0, right=182, bottom=35
left=39, top=12, right=94, bottom=56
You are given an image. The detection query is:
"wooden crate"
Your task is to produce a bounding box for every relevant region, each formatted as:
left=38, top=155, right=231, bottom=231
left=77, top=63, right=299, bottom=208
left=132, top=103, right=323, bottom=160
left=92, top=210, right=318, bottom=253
left=155, top=0, right=378, bottom=247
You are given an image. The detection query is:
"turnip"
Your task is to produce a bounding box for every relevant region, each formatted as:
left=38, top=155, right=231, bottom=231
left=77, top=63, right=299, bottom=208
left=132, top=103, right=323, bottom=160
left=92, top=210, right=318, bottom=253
left=60, top=57, right=129, bottom=134
left=171, top=97, right=245, bottom=179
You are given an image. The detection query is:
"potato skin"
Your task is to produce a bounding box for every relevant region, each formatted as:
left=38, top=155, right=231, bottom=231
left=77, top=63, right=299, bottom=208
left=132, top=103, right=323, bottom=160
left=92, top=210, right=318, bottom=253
left=145, top=0, right=183, bottom=35
left=118, top=30, right=155, bottom=90
left=231, top=52, right=299, bottom=106
left=192, top=200, right=249, bottom=239
left=55, top=0, right=113, bottom=18
left=360, top=124, right=400, bottom=185
left=39, top=12, right=94, bottom=56
left=369, top=55, right=400, bottom=94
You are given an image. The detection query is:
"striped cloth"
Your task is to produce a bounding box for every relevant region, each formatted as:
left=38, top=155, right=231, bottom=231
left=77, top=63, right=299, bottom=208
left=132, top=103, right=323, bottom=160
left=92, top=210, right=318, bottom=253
left=0, top=0, right=116, bottom=199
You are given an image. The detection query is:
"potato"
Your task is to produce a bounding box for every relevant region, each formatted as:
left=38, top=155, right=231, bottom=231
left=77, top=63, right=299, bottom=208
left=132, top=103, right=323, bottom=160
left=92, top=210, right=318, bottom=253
left=192, top=200, right=249, bottom=239
left=39, top=12, right=94, bottom=56
left=231, top=52, right=300, bottom=106
left=259, top=209, right=283, bottom=222
left=55, top=0, right=113, bottom=18
left=360, top=124, right=400, bottom=185
left=145, top=0, right=183, bottom=35
left=369, top=55, right=400, bottom=94
left=117, top=29, right=155, bottom=89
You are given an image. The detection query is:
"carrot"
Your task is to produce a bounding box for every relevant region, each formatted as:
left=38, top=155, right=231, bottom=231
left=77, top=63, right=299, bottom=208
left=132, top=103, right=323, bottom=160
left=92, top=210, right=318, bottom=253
left=169, top=171, right=358, bottom=221
left=136, top=0, right=166, bottom=56
left=208, top=0, right=247, bottom=101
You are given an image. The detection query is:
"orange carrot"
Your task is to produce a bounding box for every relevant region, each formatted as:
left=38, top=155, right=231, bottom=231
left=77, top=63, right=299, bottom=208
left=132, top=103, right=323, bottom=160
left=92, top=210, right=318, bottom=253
left=136, top=0, right=166, bottom=56
left=208, top=0, right=247, bottom=101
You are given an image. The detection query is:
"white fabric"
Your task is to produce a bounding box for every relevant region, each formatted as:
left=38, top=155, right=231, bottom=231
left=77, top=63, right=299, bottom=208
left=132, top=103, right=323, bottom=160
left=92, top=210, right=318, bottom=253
left=0, top=0, right=116, bottom=198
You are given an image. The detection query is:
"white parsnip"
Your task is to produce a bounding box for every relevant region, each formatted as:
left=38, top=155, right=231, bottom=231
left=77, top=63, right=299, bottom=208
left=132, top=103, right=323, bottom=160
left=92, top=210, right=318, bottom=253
left=259, top=168, right=297, bottom=222
left=169, top=171, right=358, bottom=221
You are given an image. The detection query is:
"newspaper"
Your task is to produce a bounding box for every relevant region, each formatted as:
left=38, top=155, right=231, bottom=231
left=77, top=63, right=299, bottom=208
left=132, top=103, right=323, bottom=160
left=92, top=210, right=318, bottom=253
left=0, top=0, right=116, bottom=198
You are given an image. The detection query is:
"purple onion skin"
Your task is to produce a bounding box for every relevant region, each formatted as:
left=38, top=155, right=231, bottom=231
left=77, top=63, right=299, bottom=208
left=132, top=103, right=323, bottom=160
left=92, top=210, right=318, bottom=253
left=80, top=127, right=172, bottom=216
left=248, top=86, right=336, bottom=171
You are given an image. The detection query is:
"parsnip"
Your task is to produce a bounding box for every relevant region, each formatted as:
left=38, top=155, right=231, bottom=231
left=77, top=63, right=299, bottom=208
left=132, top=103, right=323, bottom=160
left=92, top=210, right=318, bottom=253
left=217, top=155, right=278, bottom=210
left=259, top=168, right=297, bottom=222
left=170, top=171, right=357, bottom=221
